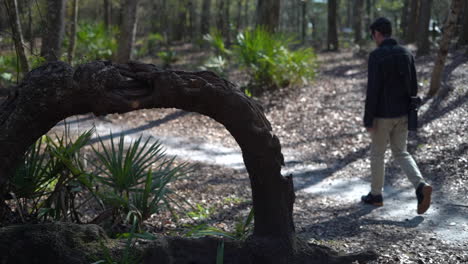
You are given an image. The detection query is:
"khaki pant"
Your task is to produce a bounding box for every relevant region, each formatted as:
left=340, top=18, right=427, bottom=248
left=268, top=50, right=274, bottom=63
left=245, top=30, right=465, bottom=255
left=370, top=116, right=425, bottom=195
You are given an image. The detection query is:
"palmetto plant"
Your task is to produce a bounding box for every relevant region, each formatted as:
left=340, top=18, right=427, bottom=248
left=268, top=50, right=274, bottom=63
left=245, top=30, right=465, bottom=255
left=12, top=127, right=94, bottom=221
left=234, top=28, right=317, bottom=94
left=92, top=133, right=189, bottom=226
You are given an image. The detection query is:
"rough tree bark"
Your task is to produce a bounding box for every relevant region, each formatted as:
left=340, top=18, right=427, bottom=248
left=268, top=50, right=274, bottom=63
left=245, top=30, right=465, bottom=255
left=416, top=0, right=433, bottom=56
left=4, top=0, right=30, bottom=73
left=301, top=0, right=307, bottom=43
left=0, top=61, right=377, bottom=263
left=256, top=0, right=280, bottom=32
left=40, top=0, right=67, bottom=61
left=428, top=0, right=463, bottom=97
left=116, top=0, right=139, bottom=63
left=67, top=0, right=79, bottom=64
left=327, top=0, right=339, bottom=51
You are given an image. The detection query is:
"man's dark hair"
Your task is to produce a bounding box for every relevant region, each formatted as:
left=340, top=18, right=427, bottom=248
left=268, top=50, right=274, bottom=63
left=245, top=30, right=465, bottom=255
left=370, top=17, right=392, bottom=37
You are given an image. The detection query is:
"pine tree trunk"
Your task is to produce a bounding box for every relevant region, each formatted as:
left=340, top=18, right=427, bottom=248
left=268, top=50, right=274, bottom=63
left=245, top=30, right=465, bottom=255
left=67, top=0, right=79, bottom=64
left=353, top=0, right=364, bottom=44
left=428, top=0, right=463, bottom=97
left=301, top=0, right=307, bottom=43
left=406, top=0, right=420, bottom=43
left=401, top=0, right=410, bottom=40
left=416, top=0, right=433, bottom=56
left=116, top=0, right=139, bottom=63
left=458, top=0, right=468, bottom=45
left=327, top=0, right=339, bottom=51
left=235, top=0, right=243, bottom=33
left=224, top=0, right=231, bottom=44
left=256, top=0, right=280, bottom=32
left=103, top=0, right=112, bottom=32
left=4, top=0, right=29, bottom=73
left=200, top=0, right=211, bottom=36
left=40, top=0, right=67, bottom=61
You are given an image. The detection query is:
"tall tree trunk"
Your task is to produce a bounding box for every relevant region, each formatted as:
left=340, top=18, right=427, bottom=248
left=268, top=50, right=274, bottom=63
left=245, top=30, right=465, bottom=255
left=366, top=0, right=371, bottom=30
left=4, top=0, right=29, bottom=73
left=116, top=0, right=139, bottom=63
left=401, top=0, right=410, bottom=40
left=347, top=0, right=353, bottom=27
left=327, top=0, right=339, bottom=51
left=103, top=0, right=111, bottom=32
left=67, top=0, right=78, bottom=64
left=353, top=0, right=364, bottom=44
left=256, top=0, right=280, bottom=32
left=216, top=0, right=225, bottom=37
left=406, top=0, right=420, bottom=43
left=200, top=0, right=211, bottom=36
left=174, top=1, right=187, bottom=41
left=416, top=0, right=433, bottom=56
left=188, top=1, right=194, bottom=41
left=224, top=0, right=231, bottom=44
left=301, top=0, right=307, bottom=43
left=428, top=0, right=463, bottom=97
left=235, top=0, right=243, bottom=33
left=458, top=0, right=468, bottom=45
left=40, top=0, right=67, bottom=61
left=27, top=0, right=34, bottom=53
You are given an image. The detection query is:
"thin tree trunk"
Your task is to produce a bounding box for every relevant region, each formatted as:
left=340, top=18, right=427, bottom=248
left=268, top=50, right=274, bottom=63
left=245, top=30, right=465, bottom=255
left=225, top=0, right=231, bottom=44
left=116, top=0, right=139, bottom=63
left=256, top=0, right=280, bottom=32
left=416, top=0, right=433, bottom=56
left=458, top=0, right=468, bottom=45
left=407, top=0, right=420, bottom=43
left=40, top=0, right=67, bottom=61
left=401, top=0, right=410, bottom=40
left=301, top=0, right=307, bottom=43
left=235, top=0, right=243, bottom=33
left=353, top=0, right=364, bottom=44
left=188, top=1, right=194, bottom=41
left=200, top=0, right=211, bottom=36
left=327, top=0, right=339, bottom=51
left=216, top=0, right=225, bottom=37
left=428, top=0, right=463, bottom=97
left=4, top=0, right=29, bottom=73
left=67, top=0, right=78, bottom=64
left=27, top=0, right=34, bottom=53
left=103, top=0, right=111, bottom=32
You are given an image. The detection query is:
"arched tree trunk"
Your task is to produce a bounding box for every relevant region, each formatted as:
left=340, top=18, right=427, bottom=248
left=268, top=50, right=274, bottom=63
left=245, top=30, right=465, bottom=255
left=0, top=61, right=377, bottom=263
left=428, top=0, right=463, bottom=97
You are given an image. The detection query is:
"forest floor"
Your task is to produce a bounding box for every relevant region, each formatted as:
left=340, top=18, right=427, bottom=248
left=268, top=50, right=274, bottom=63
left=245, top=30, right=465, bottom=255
left=52, top=46, right=468, bottom=263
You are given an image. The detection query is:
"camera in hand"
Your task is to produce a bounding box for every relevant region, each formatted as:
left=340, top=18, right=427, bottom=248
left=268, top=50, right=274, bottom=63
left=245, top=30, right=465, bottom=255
left=408, top=96, right=422, bottom=131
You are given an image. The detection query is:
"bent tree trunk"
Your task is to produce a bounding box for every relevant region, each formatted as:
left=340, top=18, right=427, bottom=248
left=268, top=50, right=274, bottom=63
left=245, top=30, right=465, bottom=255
left=0, top=61, right=375, bottom=263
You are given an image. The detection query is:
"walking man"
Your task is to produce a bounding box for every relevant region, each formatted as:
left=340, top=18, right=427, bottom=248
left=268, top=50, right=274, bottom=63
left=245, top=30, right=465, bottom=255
left=361, top=17, right=432, bottom=214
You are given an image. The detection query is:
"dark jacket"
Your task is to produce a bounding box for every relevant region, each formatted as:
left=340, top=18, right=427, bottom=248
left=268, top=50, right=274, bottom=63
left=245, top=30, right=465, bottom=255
left=364, top=38, right=418, bottom=128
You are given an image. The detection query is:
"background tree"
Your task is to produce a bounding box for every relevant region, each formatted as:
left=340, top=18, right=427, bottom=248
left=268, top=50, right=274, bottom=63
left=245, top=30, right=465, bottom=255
left=428, top=0, right=463, bottom=97
left=67, top=0, right=79, bottom=64
left=458, top=0, right=468, bottom=46
left=416, top=0, right=432, bottom=56
left=400, top=0, right=410, bottom=39
left=406, top=0, right=420, bottom=43
left=256, top=0, right=280, bottom=32
left=40, top=0, right=67, bottom=61
left=200, top=0, right=211, bottom=36
left=327, top=0, right=339, bottom=51
left=103, top=0, right=112, bottom=32
left=354, top=0, right=365, bottom=44
left=116, top=0, right=139, bottom=63
left=4, top=0, right=29, bottom=73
